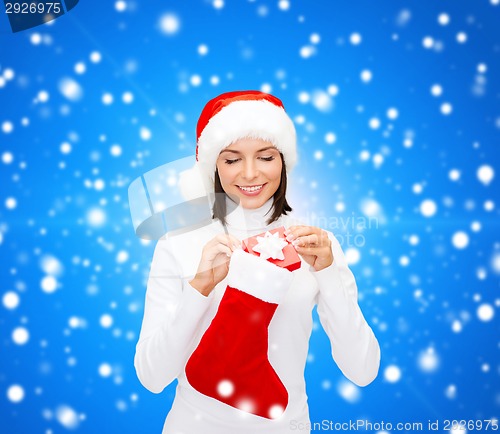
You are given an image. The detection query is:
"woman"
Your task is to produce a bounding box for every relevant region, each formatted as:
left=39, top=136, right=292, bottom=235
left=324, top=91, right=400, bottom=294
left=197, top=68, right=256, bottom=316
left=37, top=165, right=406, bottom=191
left=134, top=91, right=380, bottom=434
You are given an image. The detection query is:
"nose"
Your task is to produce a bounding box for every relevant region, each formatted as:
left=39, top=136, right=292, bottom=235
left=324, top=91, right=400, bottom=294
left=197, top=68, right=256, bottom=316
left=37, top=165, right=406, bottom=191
left=241, top=159, right=258, bottom=180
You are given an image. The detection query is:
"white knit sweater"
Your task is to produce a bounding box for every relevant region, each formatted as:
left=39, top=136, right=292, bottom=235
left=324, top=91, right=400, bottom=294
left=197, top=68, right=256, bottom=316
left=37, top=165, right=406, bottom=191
left=134, top=198, right=380, bottom=434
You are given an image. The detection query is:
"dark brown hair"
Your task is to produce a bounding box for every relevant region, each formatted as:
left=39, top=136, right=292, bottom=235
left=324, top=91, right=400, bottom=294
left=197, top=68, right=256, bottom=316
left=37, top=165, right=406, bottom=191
left=212, top=152, right=292, bottom=226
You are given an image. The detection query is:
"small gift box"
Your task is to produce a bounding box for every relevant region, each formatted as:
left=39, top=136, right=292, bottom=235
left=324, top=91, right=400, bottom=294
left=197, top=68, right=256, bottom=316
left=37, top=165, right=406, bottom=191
left=242, top=226, right=301, bottom=272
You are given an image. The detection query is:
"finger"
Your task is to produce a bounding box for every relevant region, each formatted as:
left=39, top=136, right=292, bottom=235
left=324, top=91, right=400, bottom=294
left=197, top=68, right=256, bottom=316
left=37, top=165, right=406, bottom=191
left=319, top=231, right=332, bottom=248
left=293, top=244, right=330, bottom=256
left=285, top=225, right=322, bottom=241
left=215, top=234, right=241, bottom=250
left=225, top=234, right=242, bottom=249
left=287, top=229, right=324, bottom=245
left=228, top=234, right=242, bottom=250
left=216, top=243, right=233, bottom=257
left=284, top=225, right=306, bottom=236
left=204, top=242, right=233, bottom=261
left=292, top=233, right=320, bottom=246
left=213, top=251, right=231, bottom=267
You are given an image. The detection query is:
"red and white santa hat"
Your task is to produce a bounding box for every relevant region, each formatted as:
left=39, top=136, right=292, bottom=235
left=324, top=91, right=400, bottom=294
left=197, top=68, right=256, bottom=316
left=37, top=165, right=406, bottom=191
left=179, top=90, right=297, bottom=200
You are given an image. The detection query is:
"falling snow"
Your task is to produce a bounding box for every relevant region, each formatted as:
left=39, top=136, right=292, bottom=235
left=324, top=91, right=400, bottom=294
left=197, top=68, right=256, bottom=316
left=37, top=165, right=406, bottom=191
left=477, top=164, right=494, bottom=185
left=7, top=385, right=25, bottom=403
left=1, top=2, right=499, bottom=432
left=420, top=199, right=437, bottom=217
left=159, top=14, right=180, bottom=35
left=384, top=365, right=401, bottom=383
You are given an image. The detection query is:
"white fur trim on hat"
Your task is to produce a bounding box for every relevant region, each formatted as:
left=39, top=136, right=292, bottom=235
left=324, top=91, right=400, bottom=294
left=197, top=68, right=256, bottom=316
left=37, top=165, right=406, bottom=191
left=197, top=99, right=297, bottom=190
left=226, top=249, right=293, bottom=304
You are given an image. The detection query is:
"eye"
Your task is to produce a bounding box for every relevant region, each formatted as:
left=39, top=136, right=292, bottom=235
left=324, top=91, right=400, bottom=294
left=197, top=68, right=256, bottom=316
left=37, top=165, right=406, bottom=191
left=259, top=156, right=275, bottom=161
left=224, top=158, right=240, bottom=165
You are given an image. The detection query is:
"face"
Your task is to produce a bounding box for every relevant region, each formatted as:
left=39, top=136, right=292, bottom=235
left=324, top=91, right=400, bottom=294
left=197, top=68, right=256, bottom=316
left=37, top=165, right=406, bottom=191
left=216, top=138, right=283, bottom=209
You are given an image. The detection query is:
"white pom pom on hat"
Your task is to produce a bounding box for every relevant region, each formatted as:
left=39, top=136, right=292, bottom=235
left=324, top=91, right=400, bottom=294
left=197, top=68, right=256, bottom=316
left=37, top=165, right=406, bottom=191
left=179, top=90, right=297, bottom=201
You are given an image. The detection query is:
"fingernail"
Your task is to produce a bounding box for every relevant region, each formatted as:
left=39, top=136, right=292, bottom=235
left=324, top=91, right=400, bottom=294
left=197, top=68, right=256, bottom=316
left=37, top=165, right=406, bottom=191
left=226, top=252, right=231, bottom=257
left=286, top=235, right=295, bottom=241
left=292, top=239, right=300, bottom=246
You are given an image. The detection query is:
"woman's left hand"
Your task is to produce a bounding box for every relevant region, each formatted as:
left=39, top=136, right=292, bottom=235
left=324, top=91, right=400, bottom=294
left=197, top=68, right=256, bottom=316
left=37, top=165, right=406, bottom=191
left=285, top=225, right=334, bottom=271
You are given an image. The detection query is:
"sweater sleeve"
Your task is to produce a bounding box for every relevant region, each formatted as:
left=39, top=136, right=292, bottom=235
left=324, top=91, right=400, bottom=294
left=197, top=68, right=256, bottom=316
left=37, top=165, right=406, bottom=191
left=134, top=237, right=214, bottom=394
left=314, top=232, right=380, bottom=387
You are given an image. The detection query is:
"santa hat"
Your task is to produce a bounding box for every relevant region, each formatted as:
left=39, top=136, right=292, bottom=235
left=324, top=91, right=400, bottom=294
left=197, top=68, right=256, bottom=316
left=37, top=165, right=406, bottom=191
left=179, top=91, right=297, bottom=200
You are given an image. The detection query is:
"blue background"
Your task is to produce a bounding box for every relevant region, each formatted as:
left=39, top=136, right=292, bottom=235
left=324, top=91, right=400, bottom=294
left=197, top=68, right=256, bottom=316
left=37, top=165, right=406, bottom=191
left=1, top=1, right=499, bottom=433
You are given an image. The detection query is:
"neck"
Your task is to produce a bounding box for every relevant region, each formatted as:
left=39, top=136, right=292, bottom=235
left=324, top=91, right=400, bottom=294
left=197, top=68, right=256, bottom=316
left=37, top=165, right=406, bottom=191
left=224, top=196, right=277, bottom=232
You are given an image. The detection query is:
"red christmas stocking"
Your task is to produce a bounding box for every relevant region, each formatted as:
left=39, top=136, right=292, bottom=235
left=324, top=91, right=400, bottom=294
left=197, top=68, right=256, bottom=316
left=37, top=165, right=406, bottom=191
left=185, top=249, right=294, bottom=420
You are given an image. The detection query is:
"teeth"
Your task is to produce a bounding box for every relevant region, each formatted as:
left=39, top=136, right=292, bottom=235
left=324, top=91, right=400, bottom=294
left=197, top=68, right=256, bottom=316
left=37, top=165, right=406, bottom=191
left=239, top=185, right=263, bottom=192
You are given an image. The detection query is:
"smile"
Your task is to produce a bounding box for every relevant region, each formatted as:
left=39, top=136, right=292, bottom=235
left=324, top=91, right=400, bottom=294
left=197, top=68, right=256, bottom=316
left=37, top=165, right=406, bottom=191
left=238, top=184, right=264, bottom=192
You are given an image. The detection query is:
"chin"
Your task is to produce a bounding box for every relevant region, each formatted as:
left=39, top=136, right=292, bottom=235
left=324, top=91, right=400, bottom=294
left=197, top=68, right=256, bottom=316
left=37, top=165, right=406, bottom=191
left=229, top=192, right=273, bottom=210
left=240, top=199, right=268, bottom=209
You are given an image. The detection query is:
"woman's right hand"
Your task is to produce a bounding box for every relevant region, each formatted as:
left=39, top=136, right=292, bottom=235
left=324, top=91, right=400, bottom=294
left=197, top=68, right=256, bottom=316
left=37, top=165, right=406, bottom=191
left=189, top=234, right=242, bottom=296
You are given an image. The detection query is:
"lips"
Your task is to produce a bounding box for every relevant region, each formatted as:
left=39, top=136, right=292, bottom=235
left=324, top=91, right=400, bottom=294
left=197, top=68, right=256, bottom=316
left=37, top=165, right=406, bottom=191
left=238, top=184, right=264, bottom=192
left=236, top=183, right=267, bottom=196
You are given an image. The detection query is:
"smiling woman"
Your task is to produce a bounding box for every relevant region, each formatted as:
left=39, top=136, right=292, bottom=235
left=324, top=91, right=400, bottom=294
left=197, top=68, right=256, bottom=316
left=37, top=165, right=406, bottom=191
left=218, top=140, right=282, bottom=205
left=213, top=138, right=291, bottom=224
left=134, top=91, right=380, bottom=434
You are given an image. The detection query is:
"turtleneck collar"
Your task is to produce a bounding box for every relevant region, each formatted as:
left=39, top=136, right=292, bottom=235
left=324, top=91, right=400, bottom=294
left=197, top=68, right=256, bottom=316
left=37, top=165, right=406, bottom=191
left=224, top=195, right=280, bottom=233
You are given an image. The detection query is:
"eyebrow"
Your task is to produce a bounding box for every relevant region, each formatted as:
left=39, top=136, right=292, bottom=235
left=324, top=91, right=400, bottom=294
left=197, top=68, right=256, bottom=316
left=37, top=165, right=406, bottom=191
left=219, top=146, right=277, bottom=155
